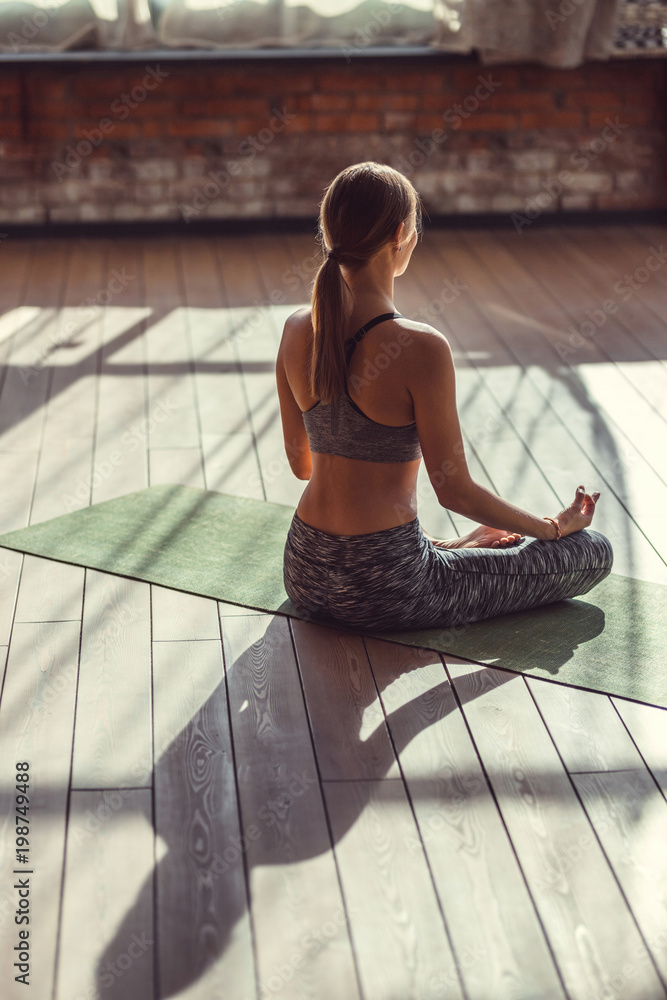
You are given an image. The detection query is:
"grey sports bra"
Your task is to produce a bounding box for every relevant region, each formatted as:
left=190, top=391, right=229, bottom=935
left=302, top=312, right=423, bottom=463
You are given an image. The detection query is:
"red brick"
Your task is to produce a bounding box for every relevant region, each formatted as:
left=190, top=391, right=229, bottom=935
left=0, top=75, right=20, bottom=97
left=168, top=119, right=234, bottom=138
left=208, top=71, right=284, bottom=96
left=596, top=193, right=665, bottom=211
left=420, top=93, right=451, bottom=112
left=25, top=75, right=72, bottom=100
left=28, top=99, right=78, bottom=119
left=315, top=112, right=379, bottom=132
left=520, top=110, right=583, bottom=129
left=75, top=121, right=140, bottom=140
left=588, top=109, right=656, bottom=129
left=385, top=71, right=445, bottom=92
left=519, top=66, right=586, bottom=90
left=563, top=91, right=622, bottom=110
left=233, top=115, right=276, bottom=135
left=451, top=66, right=519, bottom=92
left=144, top=74, right=212, bottom=98
left=304, top=92, right=354, bottom=111
left=384, top=111, right=418, bottom=131
left=369, top=93, right=420, bottom=112
left=181, top=97, right=269, bottom=117
left=73, top=75, right=131, bottom=99
left=142, top=121, right=167, bottom=138
left=457, top=112, right=519, bottom=131
left=30, top=120, right=71, bottom=140
left=492, top=91, right=554, bottom=110
left=0, top=96, right=20, bottom=117
left=0, top=140, right=39, bottom=159
left=316, top=70, right=384, bottom=91
left=106, top=100, right=175, bottom=119
left=0, top=121, right=21, bottom=139
left=272, top=113, right=311, bottom=133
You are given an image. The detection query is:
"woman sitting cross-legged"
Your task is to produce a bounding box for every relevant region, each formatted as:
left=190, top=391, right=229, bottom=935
left=276, top=161, right=613, bottom=632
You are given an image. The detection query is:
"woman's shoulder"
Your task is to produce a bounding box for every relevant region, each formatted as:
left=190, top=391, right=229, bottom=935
left=279, top=308, right=447, bottom=354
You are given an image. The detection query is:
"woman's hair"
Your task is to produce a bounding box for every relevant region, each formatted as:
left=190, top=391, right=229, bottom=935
left=309, top=161, right=422, bottom=405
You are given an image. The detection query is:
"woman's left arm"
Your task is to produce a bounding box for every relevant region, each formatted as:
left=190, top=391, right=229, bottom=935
left=276, top=329, right=313, bottom=481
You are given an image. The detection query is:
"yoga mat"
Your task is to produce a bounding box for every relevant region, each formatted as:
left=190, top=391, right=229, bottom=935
left=0, top=484, right=664, bottom=708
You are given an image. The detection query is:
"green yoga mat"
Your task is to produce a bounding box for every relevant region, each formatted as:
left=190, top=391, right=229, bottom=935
left=0, top=484, right=664, bottom=708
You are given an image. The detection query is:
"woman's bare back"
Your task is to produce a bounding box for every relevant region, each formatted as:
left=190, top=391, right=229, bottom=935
left=281, top=306, right=428, bottom=535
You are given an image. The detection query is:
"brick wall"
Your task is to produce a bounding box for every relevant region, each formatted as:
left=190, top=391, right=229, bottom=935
left=0, top=55, right=665, bottom=225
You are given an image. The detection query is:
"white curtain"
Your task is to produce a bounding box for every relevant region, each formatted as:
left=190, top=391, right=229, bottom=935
left=0, top=0, right=631, bottom=63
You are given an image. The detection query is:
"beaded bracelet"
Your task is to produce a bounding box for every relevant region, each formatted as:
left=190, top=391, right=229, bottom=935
left=543, top=516, right=561, bottom=540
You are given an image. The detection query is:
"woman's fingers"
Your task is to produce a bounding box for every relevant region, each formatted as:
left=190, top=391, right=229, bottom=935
left=582, top=492, right=598, bottom=517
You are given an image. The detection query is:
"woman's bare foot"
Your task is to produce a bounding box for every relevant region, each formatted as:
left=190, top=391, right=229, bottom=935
left=425, top=525, right=524, bottom=550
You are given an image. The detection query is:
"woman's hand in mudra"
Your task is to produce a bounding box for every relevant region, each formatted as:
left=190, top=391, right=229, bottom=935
left=425, top=526, right=524, bottom=550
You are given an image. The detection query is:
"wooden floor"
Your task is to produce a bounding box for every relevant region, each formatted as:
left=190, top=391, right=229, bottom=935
left=0, top=224, right=666, bottom=1000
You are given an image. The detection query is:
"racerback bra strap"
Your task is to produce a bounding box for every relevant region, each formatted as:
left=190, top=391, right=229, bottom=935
left=344, top=312, right=404, bottom=365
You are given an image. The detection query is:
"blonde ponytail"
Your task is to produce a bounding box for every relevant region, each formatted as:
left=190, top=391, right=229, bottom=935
left=309, top=162, right=422, bottom=405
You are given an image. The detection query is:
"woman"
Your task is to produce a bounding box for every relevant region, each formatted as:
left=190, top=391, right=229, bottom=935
left=276, top=162, right=613, bottom=631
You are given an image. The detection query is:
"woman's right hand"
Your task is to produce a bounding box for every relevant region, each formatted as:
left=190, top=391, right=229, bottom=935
left=552, top=486, right=600, bottom=538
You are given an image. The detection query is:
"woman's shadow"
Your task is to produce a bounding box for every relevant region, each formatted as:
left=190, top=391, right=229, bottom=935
left=94, top=598, right=605, bottom=999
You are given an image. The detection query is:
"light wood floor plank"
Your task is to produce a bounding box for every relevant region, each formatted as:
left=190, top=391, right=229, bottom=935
left=527, top=681, right=647, bottom=774
left=573, top=769, right=667, bottom=987
left=290, top=619, right=399, bottom=781
left=545, top=227, right=667, bottom=399
left=14, top=554, right=83, bottom=624
left=14, top=430, right=90, bottom=635
left=92, top=239, right=149, bottom=504
left=179, top=237, right=254, bottom=437
left=612, top=699, right=667, bottom=798
left=71, top=571, right=151, bottom=789
left=42, top=237, right=106, bottom=447
left=0, top=451, right=38, bottom=645
left=56, top=789, right=154, bottom=1000
left=222, top=613, right=360, bottom=1000
left=365, top=638, right=565, bottom=1000
left=152, top=585, right=220, bottom=642
left=446, top=657, right=666, bottom=1000
left=149, top=445, right=206, bottom=488
left=0, top=620, right=81, bottom=1000
left=201, top=432, right=264, bottom=499
left=324, top=778, right=463, bottom=1000
left=216, top=236, right=303, bottom=507
left=0, top=241, right=33, bottom=364
left=153, top=638, right=255, bottom=1000
left=0, top=243, right=70, bottom=452
left=143, top=239, right=201, bottom=450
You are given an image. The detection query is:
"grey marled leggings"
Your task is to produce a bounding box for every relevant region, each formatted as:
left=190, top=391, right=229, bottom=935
left=283, top=512, right=613, bottom=631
